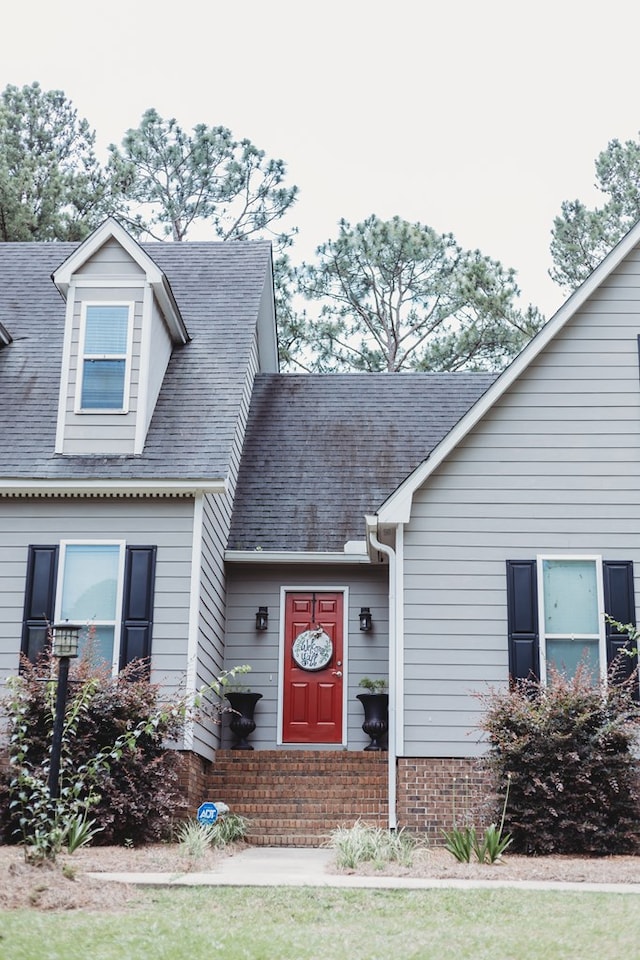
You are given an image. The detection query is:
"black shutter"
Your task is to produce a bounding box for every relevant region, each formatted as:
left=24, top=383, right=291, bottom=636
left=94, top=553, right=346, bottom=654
left=21, top=546, right=59, bottom=662
left=506, top=560, right=539, bottom=684
left=603, top=560, right=637, bottom=693
left=119, top=546, right=156, bottom=672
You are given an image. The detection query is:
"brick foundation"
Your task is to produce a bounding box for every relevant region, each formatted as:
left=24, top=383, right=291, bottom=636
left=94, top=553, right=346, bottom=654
left=397, top=757, right=494, bottom=842
left=173, top=751, right=213, bottom=817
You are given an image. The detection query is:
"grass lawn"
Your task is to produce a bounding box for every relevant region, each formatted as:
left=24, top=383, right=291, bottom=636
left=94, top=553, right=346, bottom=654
left=0, top=886, right=637, bottom=960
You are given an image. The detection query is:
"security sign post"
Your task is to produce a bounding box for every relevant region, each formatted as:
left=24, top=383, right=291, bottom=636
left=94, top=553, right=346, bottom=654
left=197, top=802, right=219, bottom=826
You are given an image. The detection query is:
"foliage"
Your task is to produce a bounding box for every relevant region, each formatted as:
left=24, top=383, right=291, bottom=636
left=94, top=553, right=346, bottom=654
left=107, top=108, right=298, bottom=245
left=0, top=652, right=250, bottom=855
left=176, top=812, right=249, bottom=860
left=296, top=215, right=544, bottom=373
left=358, top=677, right=388, bottom=694
left=479, top=663, right=640, bottom=855
left=0, top=82, right=113, bottom=242
left=328, top=819, right=419, bottom=869
left=442, top=775, right=511, bottom=864
left=550, top=133, right=640, bottom=291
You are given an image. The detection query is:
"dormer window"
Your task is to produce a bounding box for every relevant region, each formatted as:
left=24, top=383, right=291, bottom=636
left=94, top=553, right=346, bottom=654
left=77, top=303, right=133, bottom=413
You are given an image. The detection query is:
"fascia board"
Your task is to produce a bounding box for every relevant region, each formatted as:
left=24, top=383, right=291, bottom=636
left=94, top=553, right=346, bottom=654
left=0, top=479, right=226, bottom=497
left=0, top=322, right=12, bottom=346
left=256, top=252, right=279, bottom=371
left=378, top=220, right=640, bottom=525
left=225, top=549, right=372, bottom=564
left=52, top=217, right=189, bottom=345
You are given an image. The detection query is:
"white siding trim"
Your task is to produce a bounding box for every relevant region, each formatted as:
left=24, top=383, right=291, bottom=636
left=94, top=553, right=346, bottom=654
left=276, top=585, right=349, bottom=747
left=395, top=523, right=405, bottom=756
left=0, top=480, right=226, bottom=497
left=378, top=221, right=640, bottom=524
left=55, top=284, right=77, bottom=454
left=225, top=550, right=372, bottom=564
left=184, top=494, right=204, bottom=751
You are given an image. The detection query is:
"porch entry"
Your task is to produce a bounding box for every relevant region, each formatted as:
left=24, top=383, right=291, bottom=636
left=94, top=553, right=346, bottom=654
left=282, top=591, right=344, bottom=743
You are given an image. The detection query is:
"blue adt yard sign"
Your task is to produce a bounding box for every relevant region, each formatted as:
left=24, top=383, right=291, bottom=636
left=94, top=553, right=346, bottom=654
left=197, top=802, right=219, bottom=825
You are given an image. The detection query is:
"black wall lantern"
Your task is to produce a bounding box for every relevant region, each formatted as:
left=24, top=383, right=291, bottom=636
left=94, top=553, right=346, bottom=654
left=359, top=607, right=373, bottom=632
left=255, top=606, right=269, bottom=631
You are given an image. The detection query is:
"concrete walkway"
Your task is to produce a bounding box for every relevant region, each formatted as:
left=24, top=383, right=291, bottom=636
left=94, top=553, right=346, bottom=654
left=88, top=846, right=640, bottom=894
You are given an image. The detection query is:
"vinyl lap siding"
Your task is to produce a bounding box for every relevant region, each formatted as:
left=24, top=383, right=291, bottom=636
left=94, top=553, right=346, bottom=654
left=192, top=333, right=259, bottom=756
left=0, top=497, right=194, bottom=693
left=223, top=564, right=389, bottom=750
left=62, top=284, right=144, bottom=454
left=402, top=250, right=640, bottom=758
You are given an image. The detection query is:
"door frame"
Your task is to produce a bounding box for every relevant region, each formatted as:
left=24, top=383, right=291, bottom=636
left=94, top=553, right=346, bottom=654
left=277, top=585, right=349, bottom=746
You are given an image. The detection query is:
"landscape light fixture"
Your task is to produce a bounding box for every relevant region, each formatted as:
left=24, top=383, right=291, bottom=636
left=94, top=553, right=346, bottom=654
left=48, top=622, right=81, bottom=799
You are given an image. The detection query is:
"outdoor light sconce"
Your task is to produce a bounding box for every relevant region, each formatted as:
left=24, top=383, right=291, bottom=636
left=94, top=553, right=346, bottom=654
left=255, top=606, right=269, bottom=631
left=49, top=622, right=82, bottom=801
left=359, top=607, right=373, bottom=632
left=52, top=621, right=81, bottom=659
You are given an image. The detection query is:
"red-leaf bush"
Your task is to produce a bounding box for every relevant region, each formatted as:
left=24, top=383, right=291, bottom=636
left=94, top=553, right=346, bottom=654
left=0, top=654, right=185, bottom=846
left=479, top=663, right=640, bottom=855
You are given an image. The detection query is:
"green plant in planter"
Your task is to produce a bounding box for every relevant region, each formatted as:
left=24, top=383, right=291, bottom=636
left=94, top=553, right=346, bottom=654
left=358, top=677, right=388, bottom=693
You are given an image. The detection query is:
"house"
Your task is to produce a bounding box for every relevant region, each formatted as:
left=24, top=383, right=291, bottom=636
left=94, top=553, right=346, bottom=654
left=1, top=215, right=639, bottom=844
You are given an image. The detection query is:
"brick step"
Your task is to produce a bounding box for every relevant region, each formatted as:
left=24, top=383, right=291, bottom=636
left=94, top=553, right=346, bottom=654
left=208, top=749, right=388, bottom=846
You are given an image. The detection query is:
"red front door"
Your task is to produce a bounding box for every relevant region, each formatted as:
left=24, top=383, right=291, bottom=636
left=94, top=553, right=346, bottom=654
left=282, top=592, right=343, bottom=743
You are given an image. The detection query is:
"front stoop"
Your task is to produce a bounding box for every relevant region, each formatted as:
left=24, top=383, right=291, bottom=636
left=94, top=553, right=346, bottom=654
left=208, top=750, right=389, bottom=847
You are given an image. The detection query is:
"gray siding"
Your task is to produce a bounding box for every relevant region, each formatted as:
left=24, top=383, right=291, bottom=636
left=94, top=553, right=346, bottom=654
left=142, top=298, right=173, bottom=442
left=192, top=331, right=260, bottom=756
left=81, top=237, right=145, bottom=277
left=223, top=563, right=388, bottom=749
left=61, top=283, right=143, bottom=455
left=402, top=245, right=640, bottom=758
left=0, top=497, right=194, bottom=698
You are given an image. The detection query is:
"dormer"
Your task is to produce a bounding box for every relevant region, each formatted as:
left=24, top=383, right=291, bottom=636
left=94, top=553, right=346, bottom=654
left=53, top=218, right=189, bottom=456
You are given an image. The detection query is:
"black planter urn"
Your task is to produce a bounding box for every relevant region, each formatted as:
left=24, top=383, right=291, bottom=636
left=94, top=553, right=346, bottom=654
left=226, top=692, right=263, bottom=750
left=357, top=693, right=389, bottom=751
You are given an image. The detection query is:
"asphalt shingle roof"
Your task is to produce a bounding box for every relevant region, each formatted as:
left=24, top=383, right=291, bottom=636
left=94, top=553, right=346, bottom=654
left=228, top=372, right=497, bottom=552
left=0, top=240, right=272, bottom=481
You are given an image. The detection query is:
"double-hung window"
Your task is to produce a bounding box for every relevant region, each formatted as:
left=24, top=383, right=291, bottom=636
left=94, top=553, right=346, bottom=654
left=55, top=541, right=125, bottom=672
left=77, top=303, right=132, bottom=412
left=537, top=556, right=606, bottom=684
left=506, top=555, right=637, bottom=692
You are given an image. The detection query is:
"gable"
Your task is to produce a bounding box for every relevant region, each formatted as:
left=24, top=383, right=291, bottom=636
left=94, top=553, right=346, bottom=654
left=378, top=220, right=640, bottom=524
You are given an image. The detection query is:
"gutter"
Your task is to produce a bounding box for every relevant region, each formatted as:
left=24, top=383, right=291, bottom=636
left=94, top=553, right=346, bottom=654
left=366, top=517, right=398, bottom=830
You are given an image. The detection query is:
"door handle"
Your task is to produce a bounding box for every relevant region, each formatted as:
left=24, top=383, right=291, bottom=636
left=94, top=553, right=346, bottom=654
left=332, top=670, right=342, bottom=677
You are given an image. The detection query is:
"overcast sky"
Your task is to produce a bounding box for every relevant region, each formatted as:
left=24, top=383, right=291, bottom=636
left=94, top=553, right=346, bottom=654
left=4, top=0, right=640, bottom=317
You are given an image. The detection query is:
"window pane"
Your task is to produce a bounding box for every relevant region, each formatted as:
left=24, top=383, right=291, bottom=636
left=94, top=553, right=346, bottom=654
left=79, top=625, right=115, bottom=667
left=85, top=305, right=129, bottom=354
left=81, top=359, right=125, bottom=409
left=61, top=544, right=119, bottom=621
left=542, top=559, right=599, bottom=635
left=547, top=638, right=600, bottom=683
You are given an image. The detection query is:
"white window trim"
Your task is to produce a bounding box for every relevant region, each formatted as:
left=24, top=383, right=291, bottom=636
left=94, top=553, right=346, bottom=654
left=75, top=301, right=134, bottom=414
left=54, top=540, right=126, bottom=675
left=536, top=554, right=607, bottom=684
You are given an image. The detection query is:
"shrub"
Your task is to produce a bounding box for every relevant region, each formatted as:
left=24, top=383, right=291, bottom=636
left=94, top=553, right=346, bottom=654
left=328, top=820, right=419, bottom=869
left=479, top=663, right=640, bottom=855
left=0, top=653, right=186, bottom=848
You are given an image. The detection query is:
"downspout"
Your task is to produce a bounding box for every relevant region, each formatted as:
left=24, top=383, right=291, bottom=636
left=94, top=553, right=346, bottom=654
left=368, top=523, right=398, bottom=830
